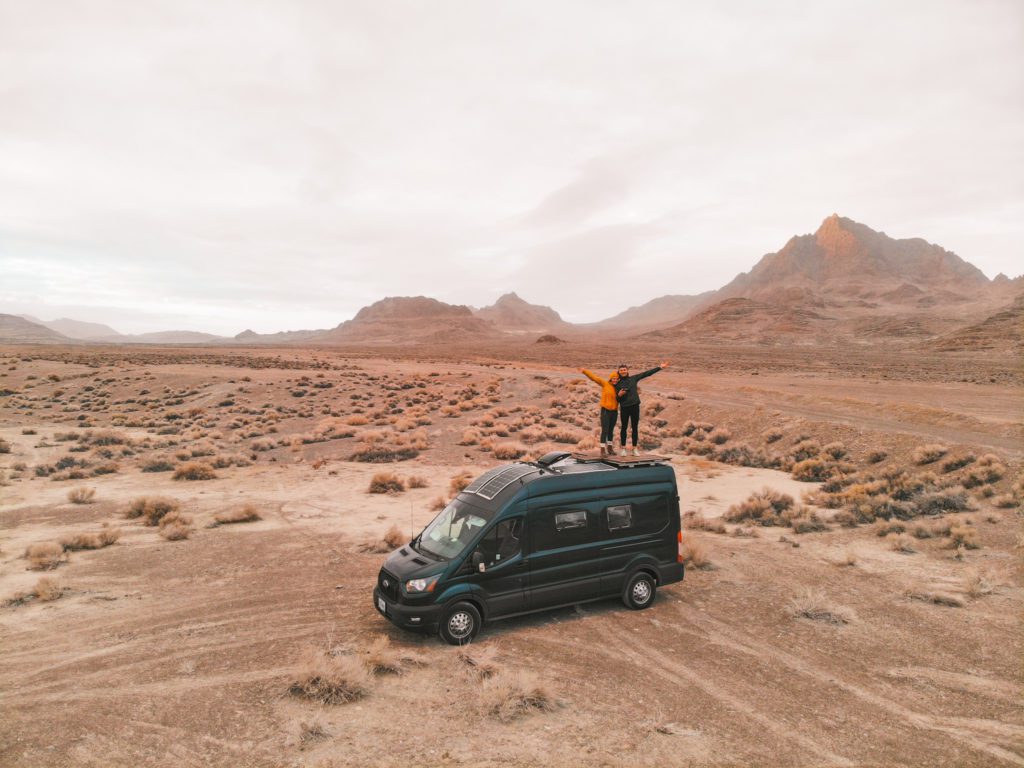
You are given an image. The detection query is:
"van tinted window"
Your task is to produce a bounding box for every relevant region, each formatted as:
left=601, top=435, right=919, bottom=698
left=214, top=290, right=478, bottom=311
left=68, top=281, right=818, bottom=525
left=532, top=509, right=593, bottom=551
left=607, top=505, right=632, bottom=531
left=603, top=495, right=668, bottom=537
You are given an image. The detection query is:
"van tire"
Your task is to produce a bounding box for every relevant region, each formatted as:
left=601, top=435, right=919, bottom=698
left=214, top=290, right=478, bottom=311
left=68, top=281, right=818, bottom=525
left=622, top=572, right=656, bottom=610
left=439, top=601, right=482, bottom=645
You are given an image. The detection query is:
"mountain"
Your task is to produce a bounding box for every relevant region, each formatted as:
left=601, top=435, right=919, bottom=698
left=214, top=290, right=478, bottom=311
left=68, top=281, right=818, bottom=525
left=0, top=314, right=71, bottom=344
left=594, top=292, right=715, bottom=331
left=474, top=293, right=572, bottom=334
left=21, top=316, right=123, bottom=340
left=231, top=328, right=326, bottom=344
left=644, top=214, right=1018, bottom=344
left=314, top=296, right=503, bottom=344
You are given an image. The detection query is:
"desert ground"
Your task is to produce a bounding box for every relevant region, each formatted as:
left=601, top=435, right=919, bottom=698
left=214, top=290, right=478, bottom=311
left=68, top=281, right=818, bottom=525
left=0, top=343, right=1021, bottom=767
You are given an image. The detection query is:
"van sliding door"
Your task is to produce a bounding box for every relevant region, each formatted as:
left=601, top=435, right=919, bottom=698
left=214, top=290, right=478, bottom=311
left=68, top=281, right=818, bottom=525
left=526, top=505, right=603, bottom=610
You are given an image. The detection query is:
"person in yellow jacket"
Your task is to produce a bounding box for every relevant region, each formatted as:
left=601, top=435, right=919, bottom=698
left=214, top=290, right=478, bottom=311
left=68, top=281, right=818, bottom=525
left=580, top=368, right=621, bottom=456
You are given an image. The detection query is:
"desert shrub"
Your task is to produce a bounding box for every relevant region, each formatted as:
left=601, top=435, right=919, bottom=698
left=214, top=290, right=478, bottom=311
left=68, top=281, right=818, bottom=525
left=714, top=443, right=769, bottom=468
left=911, top=487, right=970, bottom=516
left=941, top=454, right=976, bottom=473
left=481, top=670, right=557, bottom=722
left=368, top=472, right=405, bottom=494
left=362, top=636, right=424, bottom=675
left=406, top=475, right=428, bottom=489
left=822, top=442, right=847, bottom=460
left=0, top=438, right=10, bottom=454
left=429, top=495, right=447, bottom=512
left=25, top=542, right=66, bottom=570
left=67, top=487, right=96, bottom=505
left=791, top=458, right=832, bottom=482
left=763, top=428, right=784, bottom=444
left=214, top=505, right=261, bottom=525
left=866, top=450, right=888, bottom=464
left=961, top=459, right=1005, bottom=488
left=707, top=428, right=731, bottom=445
left=159, top=511, right=194, bottom=540
left=350, top=445, right=420, bottom=462
left=724, top=487, right=795, bottom=526
left=449, top=473, right=473, bottom=495
left=60, top=532, right=104, bottom=551
left=126, top=496, right=179, bottom=526
left=791, top=440, right=821, bottom=462
left=34, top=576, right=62, bottom=602
left=289, top=648, right=370, bottom=705
left=992, top=494, right=1017, bottom=509
left=788, top=589, right=853, bottom=624
left=789, top=509, right=827, bottom=533
left=173, top=462, right=216, bottom=481
left=873, top=520, right=905, bottom=537
left=458, top=429, right=480, bottom=446
left=947, top=523, right=979, bottom=550
left=912, top=444, right=948, bottom=465
left=889, top=533, right=916, bottom=553
left=492, top=442, right=528, bottom=460
left=382, top=524, right=405, bottom=549
left=141, top=458, right=175, bottom=472
left=679, top=537, right=712, bottom=569
left=683, top=511, right=726, bottom=533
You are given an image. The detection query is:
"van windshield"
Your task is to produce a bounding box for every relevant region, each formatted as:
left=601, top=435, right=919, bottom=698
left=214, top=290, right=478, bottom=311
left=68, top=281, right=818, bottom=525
left=415, top=498, right=493, bottom=561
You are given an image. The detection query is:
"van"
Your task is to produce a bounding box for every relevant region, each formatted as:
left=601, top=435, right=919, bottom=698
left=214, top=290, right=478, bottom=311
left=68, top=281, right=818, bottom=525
left=373, top=451, right=685, bottom=644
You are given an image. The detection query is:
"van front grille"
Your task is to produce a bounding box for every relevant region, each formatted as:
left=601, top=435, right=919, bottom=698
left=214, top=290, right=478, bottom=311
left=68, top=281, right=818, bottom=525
left=378, top=569, right=400, bottom=601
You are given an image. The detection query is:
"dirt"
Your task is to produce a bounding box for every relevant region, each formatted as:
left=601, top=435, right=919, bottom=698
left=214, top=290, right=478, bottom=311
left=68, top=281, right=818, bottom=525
left=0, top=345, right=1021, bottom=767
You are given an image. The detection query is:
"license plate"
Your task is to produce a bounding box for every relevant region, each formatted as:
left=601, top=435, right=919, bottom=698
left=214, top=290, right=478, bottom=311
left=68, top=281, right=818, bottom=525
left=377, top=597, right=386, bottom=613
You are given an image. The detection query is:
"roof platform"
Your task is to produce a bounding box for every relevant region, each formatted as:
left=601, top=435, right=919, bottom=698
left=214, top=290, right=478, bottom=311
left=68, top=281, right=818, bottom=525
left=568, top=451, right=671, bottom=467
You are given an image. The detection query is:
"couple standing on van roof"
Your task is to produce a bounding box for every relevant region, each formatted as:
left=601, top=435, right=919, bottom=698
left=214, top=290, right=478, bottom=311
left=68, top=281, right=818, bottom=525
left=580, top=362, right=669, bottom=457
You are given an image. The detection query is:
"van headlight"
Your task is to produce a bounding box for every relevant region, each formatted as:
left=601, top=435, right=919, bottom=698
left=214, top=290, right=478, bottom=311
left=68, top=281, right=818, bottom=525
left=405, top=576, right=439, bottom=594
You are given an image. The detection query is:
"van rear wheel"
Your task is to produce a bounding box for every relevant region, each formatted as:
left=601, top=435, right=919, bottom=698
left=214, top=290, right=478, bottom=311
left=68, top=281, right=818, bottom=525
left=623, top=572, right=656, bottom=610
left=439, top=601, right=482, bottom=645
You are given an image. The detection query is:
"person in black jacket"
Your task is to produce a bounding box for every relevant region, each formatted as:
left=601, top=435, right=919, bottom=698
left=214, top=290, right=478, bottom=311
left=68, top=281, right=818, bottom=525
left=615, top=361, right=669, bottom=456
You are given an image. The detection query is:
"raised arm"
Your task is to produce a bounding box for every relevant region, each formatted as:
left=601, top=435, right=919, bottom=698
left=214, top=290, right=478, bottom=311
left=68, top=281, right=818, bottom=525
left=580, top=368, right=607, bottom=386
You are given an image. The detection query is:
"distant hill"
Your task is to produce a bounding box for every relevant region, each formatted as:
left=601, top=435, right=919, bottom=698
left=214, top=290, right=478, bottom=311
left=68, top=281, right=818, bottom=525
left=314, top=296, right=503, bottom=344
left=594, top=292, right=715, bottom=332
left=232, top=328, right=326, bottom=344
left=474, top=293, right=572, bottom=334
left=928, top=294, right=1024, bottom=352
left=0, top=314, right=71, bottom=344
left=20, top=316, right=123, bottom=340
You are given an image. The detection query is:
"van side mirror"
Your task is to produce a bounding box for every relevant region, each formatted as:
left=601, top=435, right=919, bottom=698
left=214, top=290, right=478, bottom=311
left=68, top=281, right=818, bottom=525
left=471, top=552, right=486, bottom=572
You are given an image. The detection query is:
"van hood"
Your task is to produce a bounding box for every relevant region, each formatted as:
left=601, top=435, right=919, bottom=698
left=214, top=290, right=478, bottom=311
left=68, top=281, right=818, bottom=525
left=382, top=543, right=447, bottom=581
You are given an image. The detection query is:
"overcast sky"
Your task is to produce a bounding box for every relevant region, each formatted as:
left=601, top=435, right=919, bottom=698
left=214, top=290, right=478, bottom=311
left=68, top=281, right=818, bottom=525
left=1, top=0, right=1022, bottom=334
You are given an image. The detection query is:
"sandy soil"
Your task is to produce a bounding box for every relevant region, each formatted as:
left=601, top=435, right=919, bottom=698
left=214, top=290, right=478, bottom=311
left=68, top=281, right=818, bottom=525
left=0, top=346, right=1020, bottom=767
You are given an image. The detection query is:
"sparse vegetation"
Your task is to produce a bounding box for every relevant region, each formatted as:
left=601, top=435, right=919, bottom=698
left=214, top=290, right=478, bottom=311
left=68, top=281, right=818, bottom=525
left=25, top=542, right=67, bottom=571
left=126, top=497, right=180, bottom=526
left=289, top=648, right=370, bottom=704
left=173, top=462, right=217, bottom=481
left=481, top=670, right=558, bottom=722
left=912, top=444, right=948, bottom=465
left=66, top=486, right=96, bottom=504
left=213, top=505, right=262, bottom=525
left=368, top=472, right=405, bottom=494
left=788, top=589, right=853, bottom=624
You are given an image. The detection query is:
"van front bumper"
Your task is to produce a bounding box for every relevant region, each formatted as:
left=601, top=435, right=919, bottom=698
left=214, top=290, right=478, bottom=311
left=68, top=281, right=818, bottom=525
left=373, top=587, right=442, bottom=632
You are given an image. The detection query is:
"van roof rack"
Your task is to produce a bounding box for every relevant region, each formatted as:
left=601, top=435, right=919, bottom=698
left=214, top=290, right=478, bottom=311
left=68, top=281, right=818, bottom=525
left=568, top=451, right=670, bottom=468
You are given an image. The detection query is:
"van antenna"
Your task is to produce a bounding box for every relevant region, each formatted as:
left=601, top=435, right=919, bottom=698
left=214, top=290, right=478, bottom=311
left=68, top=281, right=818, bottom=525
left=409, top=501, right=414, bottom=541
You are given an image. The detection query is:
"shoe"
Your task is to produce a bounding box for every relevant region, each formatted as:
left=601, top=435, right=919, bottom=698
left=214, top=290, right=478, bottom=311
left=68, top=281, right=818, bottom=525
left=606, top=442, right=614, bottom=455
left=618, top=448, right=626, bottom=456
left=632, top=447, right=640, bottom=456
left=599, top=444, right=607, bottom=457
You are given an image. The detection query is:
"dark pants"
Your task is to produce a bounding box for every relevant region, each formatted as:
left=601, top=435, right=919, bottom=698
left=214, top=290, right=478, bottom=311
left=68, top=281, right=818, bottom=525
left=619, top=404, right=640, bottom=446
left=599, top=408, right=617, bottom=443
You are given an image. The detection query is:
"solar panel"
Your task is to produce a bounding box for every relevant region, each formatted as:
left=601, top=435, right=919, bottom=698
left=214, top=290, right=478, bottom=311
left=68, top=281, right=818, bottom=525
left=464, top=464, right=537, bottom=500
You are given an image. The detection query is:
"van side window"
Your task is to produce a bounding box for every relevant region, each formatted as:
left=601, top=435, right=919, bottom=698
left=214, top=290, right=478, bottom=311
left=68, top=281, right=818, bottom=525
left=474, top=518, right=523, bottom=567
left=607, top=505, right=632, bottom=532
left=554, top=510, right=587, bottom=531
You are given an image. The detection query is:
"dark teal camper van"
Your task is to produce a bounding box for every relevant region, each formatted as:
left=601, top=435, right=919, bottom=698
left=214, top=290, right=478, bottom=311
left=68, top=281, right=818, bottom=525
left=373, top=452, right=684, bottom=644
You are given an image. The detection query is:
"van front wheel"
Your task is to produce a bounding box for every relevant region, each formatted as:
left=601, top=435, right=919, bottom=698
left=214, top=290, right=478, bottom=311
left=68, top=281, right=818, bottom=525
left=623, top=573, right=656, bottom=610
left=439, top=601, right=482, bottom=645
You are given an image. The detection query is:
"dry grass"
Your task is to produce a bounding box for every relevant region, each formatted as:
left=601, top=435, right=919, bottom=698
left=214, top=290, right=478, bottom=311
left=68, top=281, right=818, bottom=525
left=126, top=496, right=180, bottom=526
left=428, top=495, right=447, bottom=512
left=25, top=542, right=67, bottom=571
left=67, top=486, right=96, bottom=504
left=457, top=644, right=501, bottom=679
left=368, top=472, right=405, bottom=494
left=61, top=528, right=121, bottom=551
left=449, top=472, right=473, bottom=496
left=294, top=718, right=331, bottom=747
left=481, top=670, right=558, bottom=722
left=947, top=523, right=980, bottom=550
left=963, top=570, right=994, bottom=598
left=888, top=533, right=916, bottom=553
left=829, top=550, right=858, bottom=567
left=492, top=442, right=528, bottom=460
left=362, top=636, right=425, bottom=675
left=34, top=576, right=62, bottom=602
left=907, top=589, right=964, bottom=608
left=289, top=648, right=371, bottom=705
left=683, top=511, right=726, bottom=534
left=158, top=511, right=194, bottom=541
left=381, top=524, right=405, bottom=550
left=723, top=487, right=795, bottom=526
left=173, top=462, right=217, bottom=481
left=213, top=505, right=262, bottom=525
left=680, top=537, right=712, bottom=569
left=406, top=475, right=428, bottom=489
left=912, top=444, right=948, bottom=465
left=788, top=589, right=854, bottom=625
